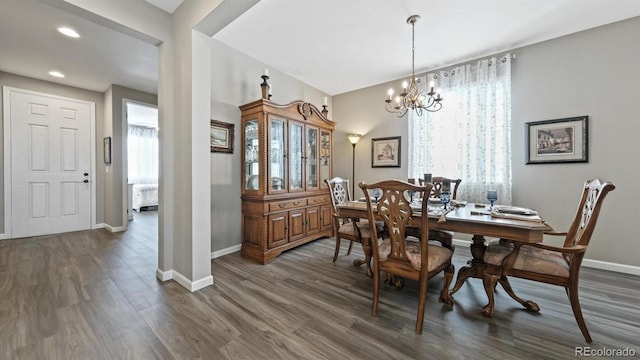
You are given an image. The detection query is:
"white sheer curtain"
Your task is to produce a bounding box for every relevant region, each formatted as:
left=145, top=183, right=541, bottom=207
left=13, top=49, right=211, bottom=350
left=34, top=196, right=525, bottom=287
left=408, top=54, right=512, bottom=204
left=128, top=125, right=158, bottom=184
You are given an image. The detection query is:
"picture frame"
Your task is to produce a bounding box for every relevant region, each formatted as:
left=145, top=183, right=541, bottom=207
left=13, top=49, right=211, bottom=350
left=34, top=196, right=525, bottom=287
left=103, top=136, right=112, bottom=164
left=210, top=120, right=234, bottom=153
left=371, top=136, right=401, bottom=168
left=526, top=116, right=588, bottom=164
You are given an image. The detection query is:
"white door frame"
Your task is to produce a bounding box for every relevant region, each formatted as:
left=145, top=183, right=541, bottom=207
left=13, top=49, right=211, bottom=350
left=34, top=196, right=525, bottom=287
left=122, top=98, right=158, bottom=227
left=2, top=86, right=96, bottom=239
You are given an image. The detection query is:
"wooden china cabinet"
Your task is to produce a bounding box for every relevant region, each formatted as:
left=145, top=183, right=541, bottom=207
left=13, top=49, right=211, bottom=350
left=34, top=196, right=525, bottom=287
left=240, top=99, right=335, bottom=264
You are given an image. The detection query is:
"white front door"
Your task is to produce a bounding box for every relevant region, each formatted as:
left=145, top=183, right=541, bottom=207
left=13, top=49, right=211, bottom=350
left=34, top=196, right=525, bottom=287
left=8, top=89, right=93, bottom=238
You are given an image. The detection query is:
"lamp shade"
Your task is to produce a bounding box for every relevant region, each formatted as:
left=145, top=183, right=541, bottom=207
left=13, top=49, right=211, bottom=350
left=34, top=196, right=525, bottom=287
left=347, top=134, right=362, bottom=145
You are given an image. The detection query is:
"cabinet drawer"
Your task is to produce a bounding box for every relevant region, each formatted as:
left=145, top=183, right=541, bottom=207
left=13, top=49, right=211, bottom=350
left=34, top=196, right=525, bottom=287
left=308, top=195, right=331, bottom=205
left=269, top=199, right=307, bottom=211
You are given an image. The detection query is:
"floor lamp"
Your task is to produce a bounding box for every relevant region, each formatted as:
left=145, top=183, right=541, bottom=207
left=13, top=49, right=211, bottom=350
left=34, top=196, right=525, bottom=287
left=347, top=134, right=362, bottom=198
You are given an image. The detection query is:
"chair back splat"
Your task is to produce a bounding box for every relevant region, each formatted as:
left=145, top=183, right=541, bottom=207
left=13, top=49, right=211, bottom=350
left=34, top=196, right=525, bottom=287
left=359, top=179, right=455, bottom=334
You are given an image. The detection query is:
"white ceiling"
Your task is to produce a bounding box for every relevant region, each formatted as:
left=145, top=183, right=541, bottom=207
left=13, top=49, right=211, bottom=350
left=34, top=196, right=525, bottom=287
left=2, top=0, right=640, bottom=97
left=214, top=0, right=640, bottom=95
left=0, top=0, right=158, bottom=94
left=144, top=0, right=184, bottom=14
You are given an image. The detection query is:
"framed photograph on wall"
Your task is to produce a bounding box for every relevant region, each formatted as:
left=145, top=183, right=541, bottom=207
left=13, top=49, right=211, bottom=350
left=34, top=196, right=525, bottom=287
left=371, top=136, right=401, bottom=168
left=526, top=116, right=588, bottom=164
left=210, top=120, right=234, bottom=153
left=103, top=136, right=112, bottom=164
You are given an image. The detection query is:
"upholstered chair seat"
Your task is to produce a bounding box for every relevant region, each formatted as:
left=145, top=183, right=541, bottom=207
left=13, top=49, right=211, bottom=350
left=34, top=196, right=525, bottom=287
left=378, top=238, right=453, bottom=272
left=485, top=242, right=570, bottom=278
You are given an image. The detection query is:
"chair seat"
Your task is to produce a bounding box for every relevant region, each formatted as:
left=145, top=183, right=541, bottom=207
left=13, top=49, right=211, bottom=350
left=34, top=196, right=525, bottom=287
left=378, top=238, right=453, bottom=271
left=338, top=222, right=371, bottom=239
left=484, top=242, right=570, bottom=278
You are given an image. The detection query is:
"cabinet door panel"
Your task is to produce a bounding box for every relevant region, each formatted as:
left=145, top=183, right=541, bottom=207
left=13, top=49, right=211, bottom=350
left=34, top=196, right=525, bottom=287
left=320, top=129, right=331, bottom=189
left=320, top=204, right=333, bottom=231
left=268, top=117, right=286, bottom=193
left=268, top=213, right=288, bottom=249
left=306, top=206, right=320, bottom=235
left=288, top=209, right=305, bottom=242
left=289, top=122, right=304, bottom=192
left=306, top=126, right=319, bottom=190
left=244, top=119, right=260, bottom=192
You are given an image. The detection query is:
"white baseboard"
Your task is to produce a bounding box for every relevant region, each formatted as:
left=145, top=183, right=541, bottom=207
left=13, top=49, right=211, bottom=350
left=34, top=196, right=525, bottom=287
left=156, top=268, right=173, bottom=282
left=211, top=244, right=241, bottom=259
left=0, top=233, right=9, bottom=240
left=104, top=224, right=127, bottom=233
left=93, top=223, right=105, bottom=230
left=582, top=259, right=640, bottom=276
left=451, top=239, right=640, bottom=276
left=173, top=271, right=214, bottom=292
left=156, top=268, right=214, bottom=292
left=453, top=239, right=471, bottom=248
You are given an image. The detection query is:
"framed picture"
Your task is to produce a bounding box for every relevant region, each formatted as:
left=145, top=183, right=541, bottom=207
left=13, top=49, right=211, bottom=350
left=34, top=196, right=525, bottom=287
left=210, top=120, right=234, bottom=153
left=371, top=136, right=401, bottom=168
left=103, top=136, right=112, bottom=164
left=526, top=116, right=588, bottom=164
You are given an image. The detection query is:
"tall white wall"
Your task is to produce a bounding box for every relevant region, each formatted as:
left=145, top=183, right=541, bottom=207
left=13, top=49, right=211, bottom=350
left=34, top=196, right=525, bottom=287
left=333, top=17, right=640, bottom=268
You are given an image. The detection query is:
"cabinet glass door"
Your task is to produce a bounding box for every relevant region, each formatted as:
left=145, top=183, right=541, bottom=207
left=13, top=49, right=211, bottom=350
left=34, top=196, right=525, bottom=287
left=306, top=126, right=318, bottom=190
left=319, top=129, right=331, bottom=188
left=269, top=117, right=286, bottom=193
left=289, top=122, right=304, bottom=191
left=244, top=119, right=259, bottom=191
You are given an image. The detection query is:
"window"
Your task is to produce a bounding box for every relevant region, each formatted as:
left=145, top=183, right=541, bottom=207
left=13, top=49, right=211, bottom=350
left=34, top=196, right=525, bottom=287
left=408, top=54, right=512, bottom=203
left=128, top=125, right=159, bottom=184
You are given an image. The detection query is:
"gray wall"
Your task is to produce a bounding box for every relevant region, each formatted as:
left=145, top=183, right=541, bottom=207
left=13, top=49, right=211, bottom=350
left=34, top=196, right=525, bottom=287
left=0, top=71, right=106, bottom=231
left=209, top=38, right=331, bottom=253
left=332, top=16, right=640, bottom=267
left=103, top=85, right=157, bottom=228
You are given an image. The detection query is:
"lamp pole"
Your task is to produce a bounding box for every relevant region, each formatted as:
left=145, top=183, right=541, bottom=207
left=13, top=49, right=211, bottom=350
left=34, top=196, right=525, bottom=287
left=347, top=134, right=362, bottom=198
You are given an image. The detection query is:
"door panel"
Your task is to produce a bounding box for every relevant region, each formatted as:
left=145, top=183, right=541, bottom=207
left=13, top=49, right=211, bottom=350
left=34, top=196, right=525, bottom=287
left=268, top=213, right=288, bottom=249
left=306, top=206, right=320, bottom=235
left=320, top=204, right=333, bottom=231
left=10, top=90, right=92, bottom=238
left=288, top=209, right=305, bottom=242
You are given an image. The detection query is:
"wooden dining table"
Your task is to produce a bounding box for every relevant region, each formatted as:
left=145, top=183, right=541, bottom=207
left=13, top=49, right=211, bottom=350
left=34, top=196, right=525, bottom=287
left=336, top=200, right=553, bottom=317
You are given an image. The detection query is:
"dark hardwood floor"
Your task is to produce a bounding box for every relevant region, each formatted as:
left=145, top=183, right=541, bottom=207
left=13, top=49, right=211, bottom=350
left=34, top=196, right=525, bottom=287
left=1, top=211, right=638, bottom=359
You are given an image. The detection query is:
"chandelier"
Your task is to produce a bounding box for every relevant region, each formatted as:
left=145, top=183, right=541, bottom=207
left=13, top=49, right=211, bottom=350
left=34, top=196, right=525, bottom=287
left=385, top=15, right=443, bottom=117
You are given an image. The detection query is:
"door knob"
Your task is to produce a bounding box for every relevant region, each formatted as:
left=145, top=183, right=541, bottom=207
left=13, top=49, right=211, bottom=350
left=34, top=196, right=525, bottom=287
left=84, top=172, right=89, bottom=176
left=83, top=180, right=89, bottom=183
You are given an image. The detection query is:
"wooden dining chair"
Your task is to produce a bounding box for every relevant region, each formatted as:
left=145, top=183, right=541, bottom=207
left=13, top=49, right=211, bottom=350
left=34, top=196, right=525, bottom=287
left=430, top=177, right=461, bottom=249
left=409, top=177, right=461, bottom=250
left=325, top=177, right=376, bottom=275
left=359, top=180, right=454, bottom=334
left=482, top=179, right=615, bottom=343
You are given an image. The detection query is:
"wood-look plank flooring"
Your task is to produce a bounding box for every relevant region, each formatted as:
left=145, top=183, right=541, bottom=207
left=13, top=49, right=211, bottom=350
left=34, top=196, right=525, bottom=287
left=1, top=211, right=639, bottom=359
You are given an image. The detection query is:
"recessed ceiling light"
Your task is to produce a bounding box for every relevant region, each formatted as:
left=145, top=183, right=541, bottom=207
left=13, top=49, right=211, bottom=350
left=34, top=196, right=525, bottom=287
left=58, top=27, right=80, bottom=38
left=49, top=71, right=65, bottom=78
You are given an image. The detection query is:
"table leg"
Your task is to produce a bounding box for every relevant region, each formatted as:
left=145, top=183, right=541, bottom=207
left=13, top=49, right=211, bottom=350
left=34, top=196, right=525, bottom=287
left=353, top=238, right=373, bottom=277
left=450, top=234, right=487, bottom=295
